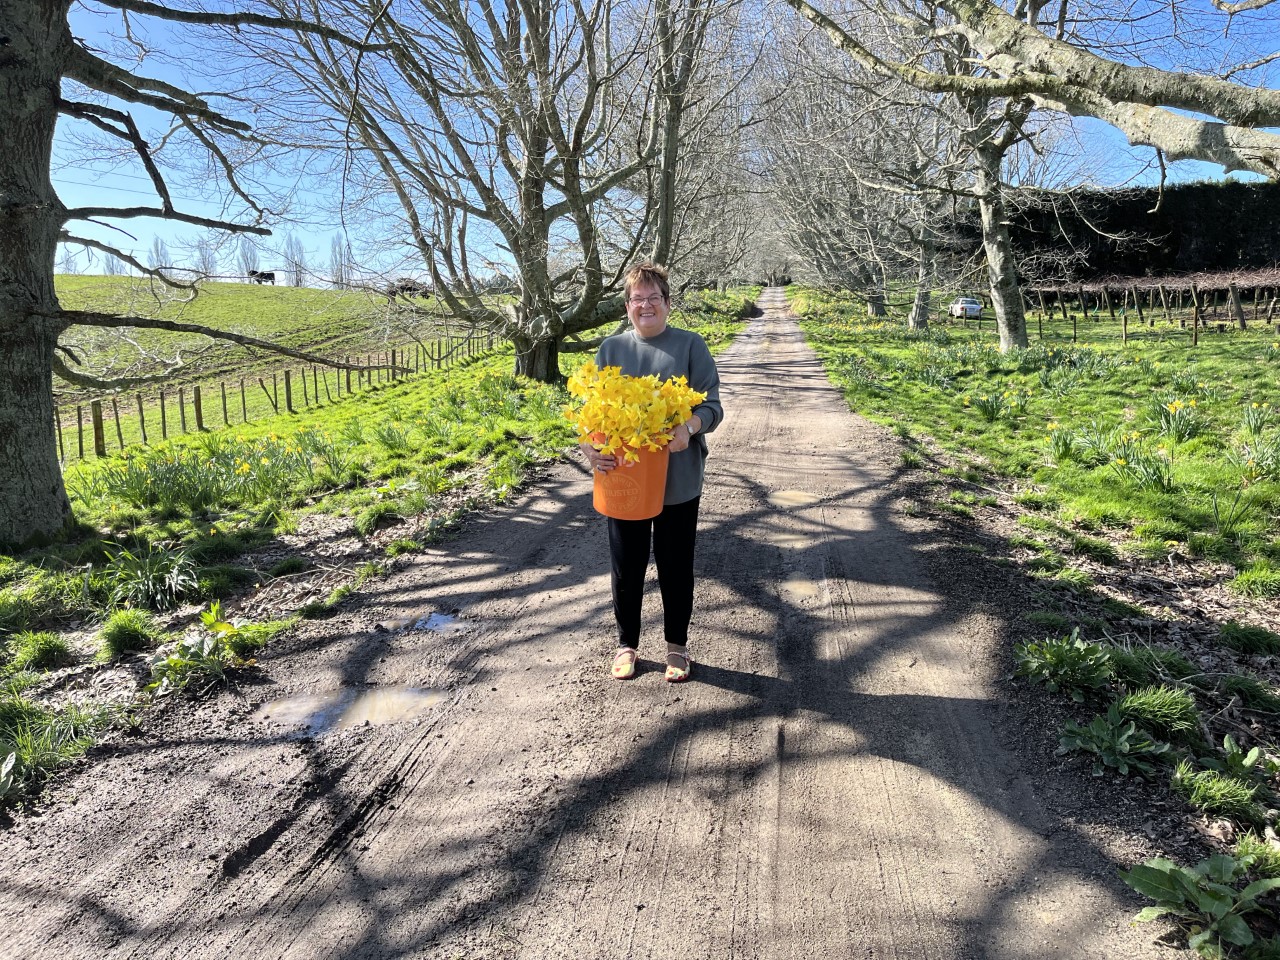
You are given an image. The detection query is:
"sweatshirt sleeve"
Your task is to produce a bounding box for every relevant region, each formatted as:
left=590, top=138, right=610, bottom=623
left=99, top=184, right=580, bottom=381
left=689, top=335, right=723, bottom=434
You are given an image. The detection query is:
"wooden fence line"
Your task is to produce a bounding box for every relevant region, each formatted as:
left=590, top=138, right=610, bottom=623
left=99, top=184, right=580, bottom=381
left=55, top=332, right=494, bottom=464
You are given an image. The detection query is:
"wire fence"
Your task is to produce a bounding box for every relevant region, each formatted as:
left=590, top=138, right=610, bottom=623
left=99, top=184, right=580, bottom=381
left=55, top=332, right=495, bottom=463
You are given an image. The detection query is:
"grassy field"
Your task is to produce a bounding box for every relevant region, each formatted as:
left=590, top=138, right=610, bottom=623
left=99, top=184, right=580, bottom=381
left=2, top=286, right=757, bottom=805
left=55, top=276, right=454, bottom=399
left=793, top=287, right=1280, bottom=592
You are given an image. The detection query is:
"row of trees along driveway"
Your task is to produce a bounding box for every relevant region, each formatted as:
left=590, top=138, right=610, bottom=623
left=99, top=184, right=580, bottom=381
left=4, top=0, right=1280, bottom=545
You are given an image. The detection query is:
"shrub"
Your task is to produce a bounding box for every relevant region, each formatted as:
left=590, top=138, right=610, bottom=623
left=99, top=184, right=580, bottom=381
left=9, top=631, right=72, bottom=671
left=0, top=695, right=104, bottom=803
left=1014, top=630, right=1113, bottom=702
left=1220, top=621, right=1280, bottom=656
left=354, top=503, right=401, bottom=537
left=1172, top=759, right=1264, bottom=825
left=268, top=556, right=309, bottom=577
left=1117, top=685, right=1202, bottom=744
left=98, top=609, right=160, bottom=658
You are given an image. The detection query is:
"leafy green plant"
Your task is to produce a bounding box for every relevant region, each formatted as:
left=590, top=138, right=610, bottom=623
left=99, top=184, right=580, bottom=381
left=1057, top=703, right=1170, bottom=776
left=354, top=502, right=401, bottom=536
left=198, top=601, right=290, bottom=658
left=1220, top=621, right=1280, bottom=656
left=8, top=631, right=72, bottom=671
left=1117, top=685, right=1203, bottom=744
left=1172, top=760, right=1265, bottom=825
left=0, top=694, right=104, bottom=803
left=106, top=543, right=198, bottom=610
left=1122, top=853, right=1280, bottom=958
left=1014, top=629, right=1112, bottom=702
left=1241, top=402, right=1276, bottom=441
left=1216, top=673, right=1280, bottom=714
left=1203, top=735, right=1279, bottom=783
left=98, top=609, right=160, bottom=658
left=1152, top=396, right=1205, bottom=442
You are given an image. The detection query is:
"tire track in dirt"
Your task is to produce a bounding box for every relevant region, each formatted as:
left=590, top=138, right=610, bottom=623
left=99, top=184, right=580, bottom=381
left=0, top=289, right=1177, bottom=960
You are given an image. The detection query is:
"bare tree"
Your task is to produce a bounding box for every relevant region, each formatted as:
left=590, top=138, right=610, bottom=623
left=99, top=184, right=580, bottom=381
left=192, top=236, right=219, bottom=277
left=329, top=235, right=353, bottom=290
left=149, top=236, right=172, bottom=271
left=232, top=0, right=742, bottom=379
left=1, top=1, right=383, bottom=545
left=282, top=233, right=307, bottom=287
left=237, top=237, right=260, bottom=279
left=56, top=246, right=78, bottom=275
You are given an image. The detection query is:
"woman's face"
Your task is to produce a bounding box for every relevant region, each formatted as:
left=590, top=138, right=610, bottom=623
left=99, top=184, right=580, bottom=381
left=626, top=281, right=670, bottom=338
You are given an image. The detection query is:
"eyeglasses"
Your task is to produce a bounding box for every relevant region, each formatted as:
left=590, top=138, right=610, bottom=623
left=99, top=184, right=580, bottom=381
left=627, top=295, right=666, bottom=306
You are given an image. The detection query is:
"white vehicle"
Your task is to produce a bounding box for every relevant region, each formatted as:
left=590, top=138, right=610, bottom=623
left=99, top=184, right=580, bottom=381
left=948, top=297, right=983, bottom=319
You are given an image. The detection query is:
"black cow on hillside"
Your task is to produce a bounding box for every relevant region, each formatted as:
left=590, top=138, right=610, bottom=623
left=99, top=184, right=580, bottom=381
left=248, top=270, right=276, bottom=285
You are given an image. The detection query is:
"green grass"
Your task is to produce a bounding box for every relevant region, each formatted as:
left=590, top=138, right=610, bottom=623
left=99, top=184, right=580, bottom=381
left=1236, top=833, right=1280, bottom=879
left=0, top=694, right=107, bottom=802
left=97, top=609, right=161, bottom=658
left=1172, top=759, right=1265, bottom=825
left=1117, top=685, right=1203, bottom=744
left=1220, top=620, right=1280, bottom=656
left=1108, top=644, right=1197, bottom=689
left=6, top=631, right=73, bottom=671
left=791, top=287, right=1280, bottom=578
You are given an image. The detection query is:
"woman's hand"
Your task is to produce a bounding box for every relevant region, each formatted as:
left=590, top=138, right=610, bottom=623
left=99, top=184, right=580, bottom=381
left=665, top=415, right=702, bottom=453
left=581, top=442, right=619, bottom=473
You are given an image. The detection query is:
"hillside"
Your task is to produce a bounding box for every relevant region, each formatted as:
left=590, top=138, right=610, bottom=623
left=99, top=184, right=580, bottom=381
left=53, top=276, right=449, bottom=399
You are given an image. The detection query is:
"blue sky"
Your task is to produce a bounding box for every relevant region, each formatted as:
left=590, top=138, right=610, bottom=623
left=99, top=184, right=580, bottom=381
left=53, top=0, right=1279, bottom=279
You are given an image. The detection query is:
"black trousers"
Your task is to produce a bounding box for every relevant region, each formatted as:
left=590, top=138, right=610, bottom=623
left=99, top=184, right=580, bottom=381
left=608, top=496, right=701, bottom=649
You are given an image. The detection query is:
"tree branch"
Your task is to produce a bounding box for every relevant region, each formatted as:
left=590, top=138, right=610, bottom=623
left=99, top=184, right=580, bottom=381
left=64, top=206, right=270, bottom=234
left=95, top=0, right=393, bottom=50
left=59, top=233, right=196, bottom=289
left=53, top=312, right=403, bottom=372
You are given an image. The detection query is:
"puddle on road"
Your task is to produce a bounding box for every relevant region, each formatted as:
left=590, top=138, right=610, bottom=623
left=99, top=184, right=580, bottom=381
left=377, top=611, right=466, bottom=634
left=254, top=686, right=444, bottom=737
left=768, top=490, right=819, bottom=508
left=781, top=577, right=820, bottom=598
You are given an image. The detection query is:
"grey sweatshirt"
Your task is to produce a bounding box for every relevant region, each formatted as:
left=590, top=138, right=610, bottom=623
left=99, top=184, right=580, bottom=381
left=596, top=325, right=723, bottom=505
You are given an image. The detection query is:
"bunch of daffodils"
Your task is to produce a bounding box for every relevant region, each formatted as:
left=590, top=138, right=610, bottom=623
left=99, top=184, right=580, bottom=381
left=565, top=362, right=705, bottom=461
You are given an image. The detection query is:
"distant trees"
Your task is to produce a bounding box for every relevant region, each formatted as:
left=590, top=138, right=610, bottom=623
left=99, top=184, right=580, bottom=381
left=192, top=237, right=219, bottom=277
left=329, top=236, right=354, bottom=290
left=149, top=237, right=172, bottom=271
left=779, top=0, right=1280, bottom=350
left=282, top=234, right=307, bottom=287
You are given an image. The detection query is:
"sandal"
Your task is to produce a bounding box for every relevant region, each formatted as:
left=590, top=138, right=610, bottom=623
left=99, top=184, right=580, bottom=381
left=610, top=647, right=638, bottom=680
left=665, top=649, right=692, bottom=683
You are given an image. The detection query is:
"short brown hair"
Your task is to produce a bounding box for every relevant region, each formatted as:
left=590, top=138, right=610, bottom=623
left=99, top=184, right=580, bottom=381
left=623, top=261, right=670, bottom=301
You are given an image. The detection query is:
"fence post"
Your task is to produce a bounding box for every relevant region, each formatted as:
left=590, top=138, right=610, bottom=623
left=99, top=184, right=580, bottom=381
left=159, top=390, right=168, bottom=440
left=193, top=385, right=204, bottom=431
left=272, top=372, right=279, bottom=410
left=345, top=357, right=352, bottom=394
left=284, top=370, right=295, bottom=413
left=77, top=405, right=84, bottom=459
left=323, top=371, right=333, bottom=403
left=221, top=382, right=229, bottom=426
left=312, top=365, right=319, bottom=401
left=137, top=393, right=148, bottom=444
left=55, top=408, right=65, bottom=462
left=240, top=379, right=248, bottom=421
left=111, top=395, right=124, bottom=448
left=178, top=387, right=188, bottom=432
left=91, top=400, right=106, bottom=457
left=300, top=367, right=309, bottom=406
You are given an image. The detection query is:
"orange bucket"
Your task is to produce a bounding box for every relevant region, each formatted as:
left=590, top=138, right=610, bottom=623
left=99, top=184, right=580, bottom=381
left=593, top=445, right=670, bottom=520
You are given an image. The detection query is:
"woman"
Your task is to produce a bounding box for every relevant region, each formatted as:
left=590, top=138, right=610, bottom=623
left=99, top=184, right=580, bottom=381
left=580, top=262, right=723, bottom=682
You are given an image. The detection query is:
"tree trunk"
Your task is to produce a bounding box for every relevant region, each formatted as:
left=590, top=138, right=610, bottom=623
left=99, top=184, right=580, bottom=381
left=974, top=145, right=1027, bottom=351
left=1, top=0, right=74, bottom=546
left=866, top=291, right=887, bottom=318
left=1228, top=283, right=1248, bottom=330
left=512, top=334, right=562, bottom=383
left=907, top=239, right=933, bottom=332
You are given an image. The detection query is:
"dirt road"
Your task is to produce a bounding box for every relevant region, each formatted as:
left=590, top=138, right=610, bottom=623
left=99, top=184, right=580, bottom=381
left=1, top=289, right=1172, bottom=959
